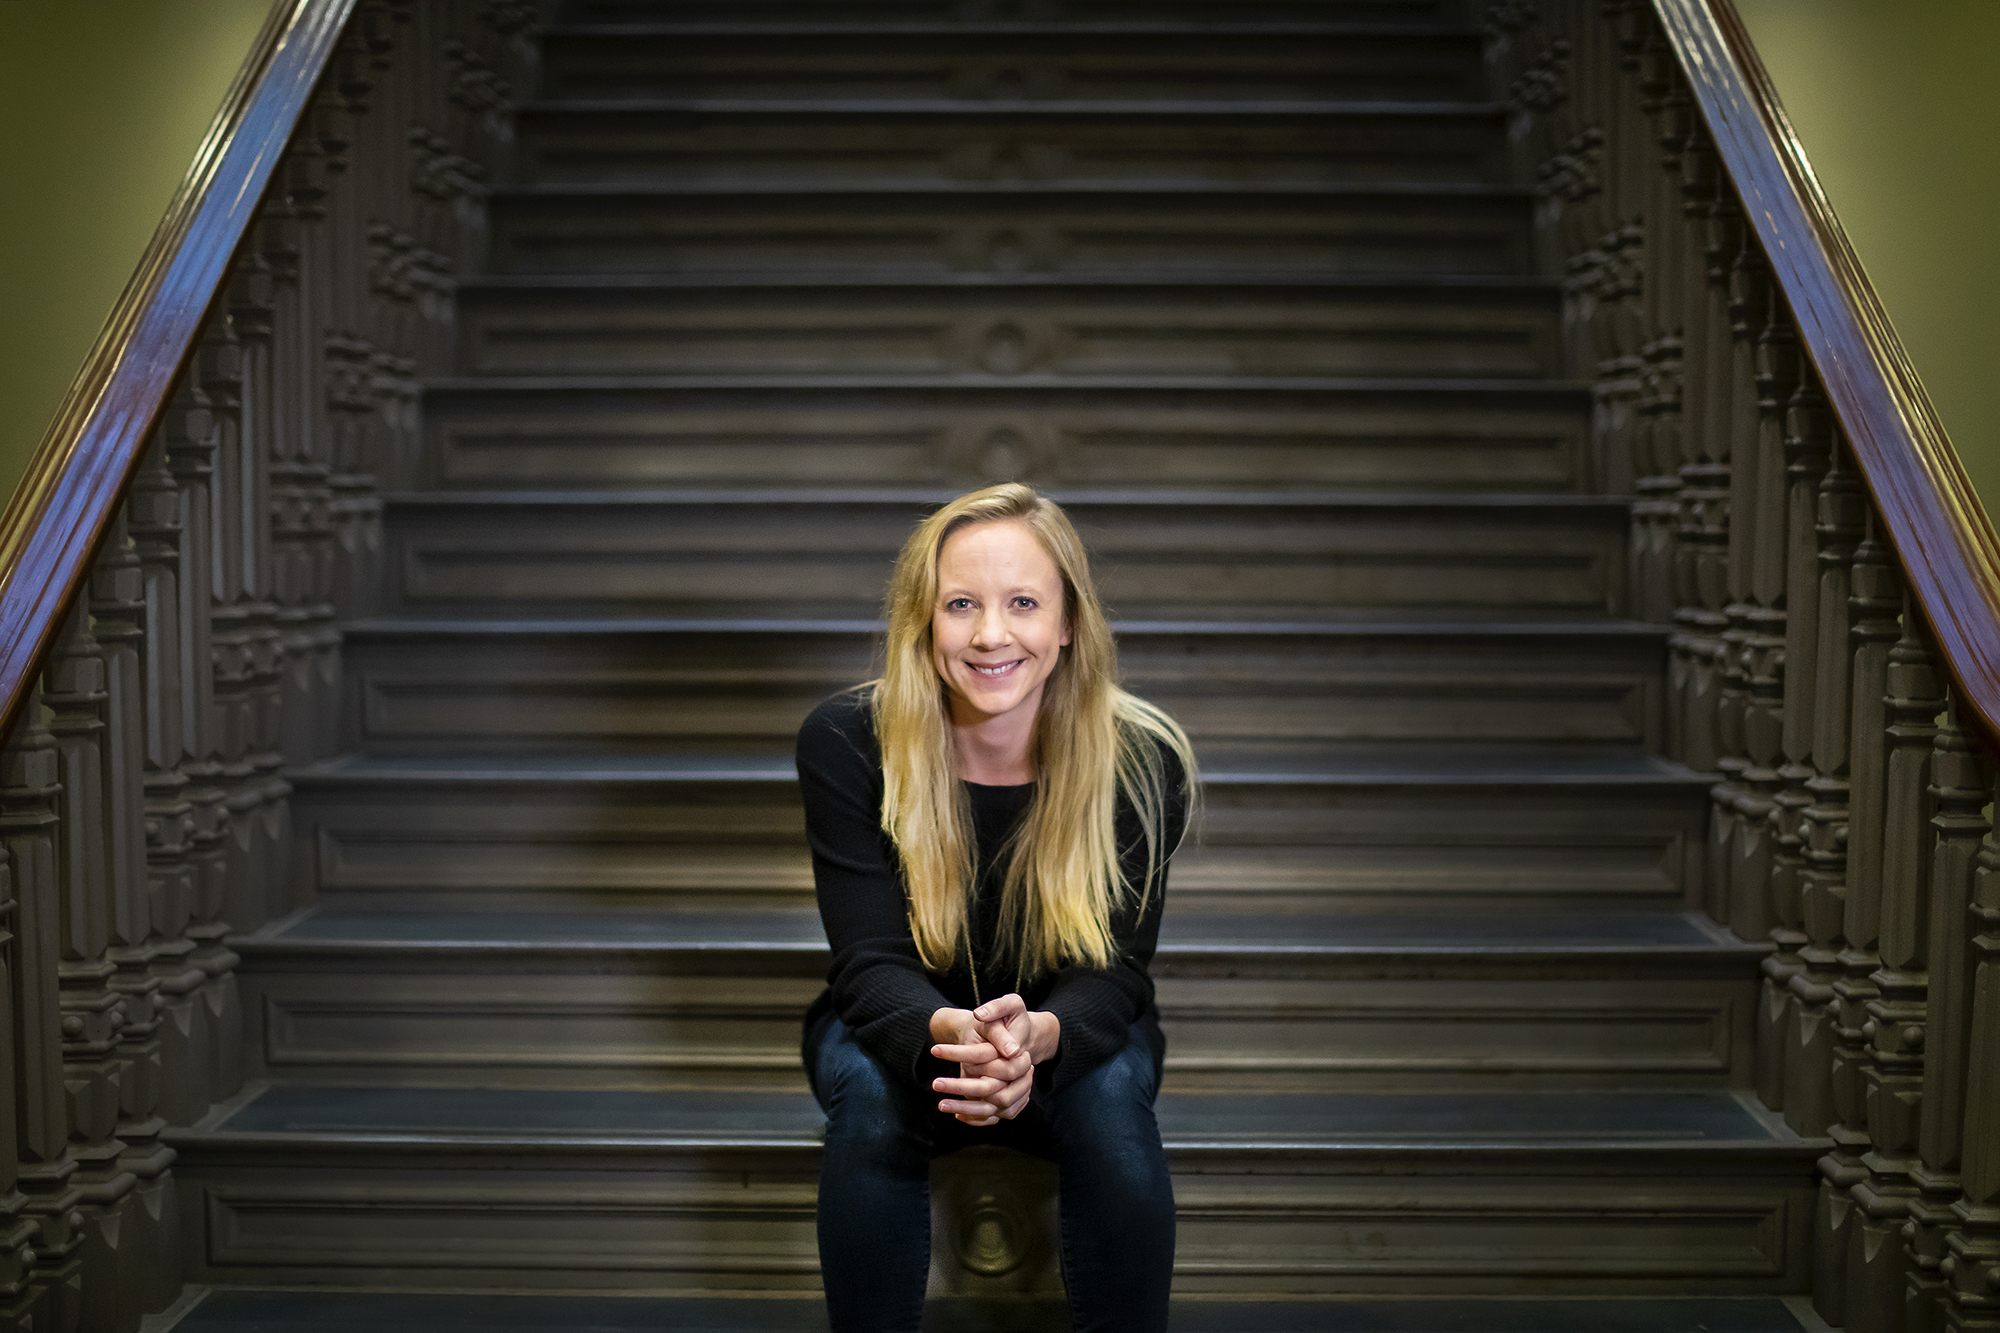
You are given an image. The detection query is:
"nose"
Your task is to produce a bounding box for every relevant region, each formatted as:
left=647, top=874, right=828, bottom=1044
left=970, top=602, right=1010, bottom=650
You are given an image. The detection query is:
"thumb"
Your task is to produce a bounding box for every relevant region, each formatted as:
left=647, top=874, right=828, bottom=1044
left=983, top=1018, right=1020, bottom=1059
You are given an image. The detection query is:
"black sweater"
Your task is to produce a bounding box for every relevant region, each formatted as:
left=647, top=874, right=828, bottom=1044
left=797, top=688, right=1186, bottom=1096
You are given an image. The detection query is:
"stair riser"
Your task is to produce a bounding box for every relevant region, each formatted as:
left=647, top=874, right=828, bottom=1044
left=166, top=1143, right=1815, bottom=1295
left=420, top=383, right=1590, bottom=491
left=562, top=1, right=1474, bottom=22
left=538, top=30, right=1489, bottom=104
left=232, top=962, right=1754, bottom=1090
left=515, top=110, right=1503, bottom=189
left=288, top=777, right=1705, bottom=911
left=487, top=192, right=1533, bottom=277
left=381, top=500, right=1631, bottom=618
left=340, top=628, right=1663, bottom=753
left=454, top=286, right=1559, bottom=379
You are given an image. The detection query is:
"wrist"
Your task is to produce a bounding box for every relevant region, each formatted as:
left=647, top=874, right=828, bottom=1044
left=1029, top=1010, right=1061, bottom=1064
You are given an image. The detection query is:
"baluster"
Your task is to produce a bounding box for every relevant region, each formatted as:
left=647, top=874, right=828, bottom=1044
left=1947, top=783, right=2000, bottom=1328
left=1819, top=516, right=1904, bottom=1323
left=1, top=692, right=83, bottom=1332
left=1903, top=694, right=1991, bottom=1330
left=203, top=314, right=291, bottom=941
left=1772, top=368, right=1833, bottom=1132
left=1850, top=604, right=1945, bottom=1330
left=42, top=607, right=153, bottom=1332
left=0, top=846, right=35, bottom=1331
left=88, top=517, right=178, bottom=1317
left=1741, top=277, right=1798, bottom=1102
left=1672, top=153, right=1731, bottom=922
left=1631, top=44, right=1687, bottom=629
left=1805, top=446, right=1864, bottom=1317
left=1706, top=194, right=1775, bottom=947
left=164, top=350, right=236, bottom=1122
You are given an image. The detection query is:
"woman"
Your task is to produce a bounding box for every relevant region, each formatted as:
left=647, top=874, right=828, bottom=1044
left=797, top=483, right=1197, bottom=1333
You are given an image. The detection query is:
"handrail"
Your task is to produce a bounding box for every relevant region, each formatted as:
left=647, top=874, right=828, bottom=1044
left=1654, top=0, right=2000, bottom=751
left=0, top=0, right=357, bottom=743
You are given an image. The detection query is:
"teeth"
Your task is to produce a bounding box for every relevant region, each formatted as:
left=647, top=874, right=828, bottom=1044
left=973, top=661, right=1019, bottom=676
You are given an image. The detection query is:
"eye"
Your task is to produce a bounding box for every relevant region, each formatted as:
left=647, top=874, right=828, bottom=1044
left=944, top=597, right=973, bottom=612
left=1012, top=597, right=1038, bottom=610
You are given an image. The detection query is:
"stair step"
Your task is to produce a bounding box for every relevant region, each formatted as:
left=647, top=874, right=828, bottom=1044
left=163, top=1084, right=1819, bottom=1294
left=246, top=903, right=1741, bottom=955
left=513, top=101, right=1504, bottom=189
left=230, top=903, right=1758, bottom=1090
left=487, top=184, right=1534, bottom=277
left=379, top=490, right=1629, bottom=619
left=194, top=1083, right=1790, bottom=1145
left=453, top=277, right=1559, bottom=380
left=538, top=24, right=1490, bottom=105
left=338, top=617, right=1664, bottom=754
left=162, top=1289, right=1827, bottom=1333
left=286, top=747, right=1708, bottom=914
left=419, top=375, right=1589, bottom=492
left=559, top=1, right=1473, bottom=23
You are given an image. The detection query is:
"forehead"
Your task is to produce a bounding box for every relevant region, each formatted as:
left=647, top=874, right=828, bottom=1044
left=936, top=520, right=1059, bottom=585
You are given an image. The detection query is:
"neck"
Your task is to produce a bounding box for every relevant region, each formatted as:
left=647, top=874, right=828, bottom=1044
left=948, top=689, right=1041, bottom=785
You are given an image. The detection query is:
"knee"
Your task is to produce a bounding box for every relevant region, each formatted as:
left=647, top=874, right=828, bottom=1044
left=1048, top=1043, right=1163, bottom=1157
left=1063, top=1039, right=1158, bottom=1117
left=817, top=1032, right=925, bottom=1160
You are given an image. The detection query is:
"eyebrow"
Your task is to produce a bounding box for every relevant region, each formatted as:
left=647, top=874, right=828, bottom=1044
left=939, top=585, right=1049, bottom=599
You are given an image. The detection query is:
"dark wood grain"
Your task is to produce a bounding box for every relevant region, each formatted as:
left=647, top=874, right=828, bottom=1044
left=0, top=0, right=357, bottom=744
left=1655, top=0, right=2000, bottom=753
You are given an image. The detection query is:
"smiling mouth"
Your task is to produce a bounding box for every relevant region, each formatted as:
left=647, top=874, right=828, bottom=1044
left=970, top=659, right=1025, bottom=678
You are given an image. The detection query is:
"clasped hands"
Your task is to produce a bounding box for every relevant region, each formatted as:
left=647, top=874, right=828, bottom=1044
left=928, top=994, right=1060, bottom=1126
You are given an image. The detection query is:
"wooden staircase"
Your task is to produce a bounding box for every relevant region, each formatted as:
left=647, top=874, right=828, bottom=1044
left=161, top=0, right=1824, bottom=1313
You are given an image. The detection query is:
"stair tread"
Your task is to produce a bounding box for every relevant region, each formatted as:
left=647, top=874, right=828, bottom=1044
left=165, top=1289, right=1821, bottom=1333
left=424, top=372, right=1586, bottom=393
left=383, top=486, right=1617, bottom=507
left=546, top=21, right=1485, bottom=35
left=295, top=743, right=1704, bottom=785
left=525, top=97, right=1499, bottom=115
left=457, top=270, right=1561, bottom=291
left=188, top=1083, right=1800, bottom=1148
left=495, top=180, right=1529, bottom=198
left=245, top=905, right=1745, bottom=955
left=341, top=615, right=1667, bottom=638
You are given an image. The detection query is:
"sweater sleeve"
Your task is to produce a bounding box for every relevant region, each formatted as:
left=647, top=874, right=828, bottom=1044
left=797, top=693, right=953, bottom=1084
left=1038, top=745, right=1190, bottom=1094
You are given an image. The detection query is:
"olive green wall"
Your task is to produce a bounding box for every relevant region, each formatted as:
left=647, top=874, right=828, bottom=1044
left=1733, top=0, right=2000, bottom=518
left=0, top=0, right=275, bottom=509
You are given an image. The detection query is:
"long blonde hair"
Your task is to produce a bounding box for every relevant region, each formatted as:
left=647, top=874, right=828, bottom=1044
left=872, top=484, right=1198, bottom=977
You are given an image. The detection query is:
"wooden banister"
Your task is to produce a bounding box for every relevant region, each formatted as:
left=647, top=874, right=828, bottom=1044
left=0, top=0, right=357, bottom=744
left=1653, top=0, right=2000, bottom=755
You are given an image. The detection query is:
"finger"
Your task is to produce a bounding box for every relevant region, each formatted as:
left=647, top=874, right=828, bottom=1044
left=938, top=1098, right=1001, bottom=1118
left=979, top=1018, right=1023, bottom=1060
left=955, top=1113, right=1000, bottom=1127
left=996, top=1071, right=1034, bottom=1118
left=961, top=1053, right=1032, bottom=1083
left=933, top=1076, right=1003, bottom=1098
left=972, top=993, right=1026, bottom=1025
left=931, top=1041, right=999, bottom=1064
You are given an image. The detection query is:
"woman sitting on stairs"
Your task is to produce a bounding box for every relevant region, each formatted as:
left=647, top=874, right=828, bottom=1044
left=797, top=482, right=1198, bottom=1333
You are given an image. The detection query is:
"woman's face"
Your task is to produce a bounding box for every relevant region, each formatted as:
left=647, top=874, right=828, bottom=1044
left=931, top=519, right=1070, bottom=727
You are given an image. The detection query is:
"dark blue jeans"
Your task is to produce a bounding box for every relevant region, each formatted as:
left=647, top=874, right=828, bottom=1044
left=809, top=1017, right=1175, bottom=1333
